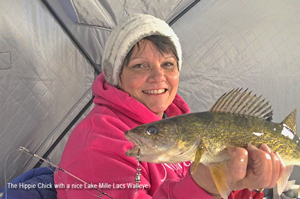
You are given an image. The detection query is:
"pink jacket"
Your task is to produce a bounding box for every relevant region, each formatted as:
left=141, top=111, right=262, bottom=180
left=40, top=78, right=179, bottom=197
left=54, top=74, right=263, bottom=199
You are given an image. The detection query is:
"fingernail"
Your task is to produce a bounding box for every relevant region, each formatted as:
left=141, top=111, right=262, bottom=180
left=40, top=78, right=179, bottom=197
left=275, top=152, right=285, bottom=166
left=265, top=153, right=271, bottom=160
left=272, top=152, right=279, bottom=161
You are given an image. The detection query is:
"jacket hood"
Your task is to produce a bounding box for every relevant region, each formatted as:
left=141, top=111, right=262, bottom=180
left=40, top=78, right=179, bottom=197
left=92, top=74, right=190, bottom=124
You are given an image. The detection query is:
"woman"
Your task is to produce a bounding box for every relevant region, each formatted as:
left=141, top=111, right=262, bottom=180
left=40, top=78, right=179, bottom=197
left=54, top=14, right=285, bottom=199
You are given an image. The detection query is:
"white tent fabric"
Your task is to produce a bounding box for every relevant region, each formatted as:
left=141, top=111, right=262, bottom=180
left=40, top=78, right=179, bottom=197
left=1, top=0, right=300, bottom=196
left=0, top=0, right=95, bottom=187
left=46, top=0, right=196, bottom=71
left=70, top=0, right=195, bottom=28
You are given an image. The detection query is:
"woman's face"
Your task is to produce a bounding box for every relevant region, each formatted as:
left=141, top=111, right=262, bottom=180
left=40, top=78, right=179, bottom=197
left=118, top=39, right=179, bottom=118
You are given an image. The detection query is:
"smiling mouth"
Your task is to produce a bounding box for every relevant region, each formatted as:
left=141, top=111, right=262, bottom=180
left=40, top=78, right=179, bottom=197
left=142, top=89, right=167, bottom=94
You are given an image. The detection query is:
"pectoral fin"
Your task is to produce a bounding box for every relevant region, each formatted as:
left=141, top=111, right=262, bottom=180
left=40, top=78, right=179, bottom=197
left=208, top=162, right=231, bottom=199
left=273, top=165, right=294, bottom=198
left=191, top=146, right=204, bottom=174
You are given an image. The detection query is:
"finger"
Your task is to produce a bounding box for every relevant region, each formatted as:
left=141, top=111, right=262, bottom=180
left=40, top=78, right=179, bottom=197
left=275, top=152, right=286, bottom=179
left=260, top=144, right=287, bottom=188
left=249, top=144, right=272, bottom=175
left=260, top=144, right=281, bottom=188
left=242, top=144, right=272, bottom=189
left=267, top=152, right=280, bottom=188
left=260, top=143, right=271, bottom=153
left=226, top=146, right=248, bottom=182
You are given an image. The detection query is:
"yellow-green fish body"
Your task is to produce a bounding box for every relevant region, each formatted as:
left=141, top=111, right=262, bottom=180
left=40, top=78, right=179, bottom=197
left=171, top=111, right=299, bottom=165
left=125, top=89, right=299, bottom=198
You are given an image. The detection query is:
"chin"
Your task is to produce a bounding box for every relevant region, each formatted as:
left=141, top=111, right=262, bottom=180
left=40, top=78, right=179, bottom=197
left=149, top=107, right=167, bottom=117
left=145, top=101, right=171, bottom=115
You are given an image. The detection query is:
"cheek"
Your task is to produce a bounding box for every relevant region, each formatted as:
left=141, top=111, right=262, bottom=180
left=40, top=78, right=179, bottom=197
left=120, top=73, right=146, bottom=92
left=167, top=73, right=179, bottom=90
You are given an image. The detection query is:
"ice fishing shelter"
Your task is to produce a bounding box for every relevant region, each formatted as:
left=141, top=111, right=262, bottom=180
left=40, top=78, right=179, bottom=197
left=1, top=0, right=300, bottom=194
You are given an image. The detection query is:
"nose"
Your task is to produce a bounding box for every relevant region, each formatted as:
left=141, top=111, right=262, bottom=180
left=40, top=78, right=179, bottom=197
left=148, top=65, right=166, bottom=83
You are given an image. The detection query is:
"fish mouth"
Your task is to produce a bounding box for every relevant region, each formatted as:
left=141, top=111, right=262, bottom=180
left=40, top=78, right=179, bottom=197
left=125, top=131, right=185, bottom=163
left=125, top=131, right=141, bottom=146
left=125, top=131, right=155, bottom=157
left=125, top=131, right=142, bottom=157
left=125, top=145, right=140, bottom=157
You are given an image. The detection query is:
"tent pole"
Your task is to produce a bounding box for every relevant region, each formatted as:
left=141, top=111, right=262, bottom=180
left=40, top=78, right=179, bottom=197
left=169, top=0, right=202, bottom=26
left=33, top=96, right=94, bottom=168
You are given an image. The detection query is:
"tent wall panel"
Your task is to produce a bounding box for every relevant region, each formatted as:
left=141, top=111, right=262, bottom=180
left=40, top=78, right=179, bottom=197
left=0, top=0, right=94, bottom=187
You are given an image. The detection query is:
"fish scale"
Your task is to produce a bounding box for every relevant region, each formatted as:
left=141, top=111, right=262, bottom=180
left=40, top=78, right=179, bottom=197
left=125, top=88, right=300, bottom=199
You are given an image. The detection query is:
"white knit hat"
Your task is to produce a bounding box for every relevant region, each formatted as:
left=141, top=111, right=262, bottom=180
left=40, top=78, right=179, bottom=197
left=101, top=13, right=182, bottom=86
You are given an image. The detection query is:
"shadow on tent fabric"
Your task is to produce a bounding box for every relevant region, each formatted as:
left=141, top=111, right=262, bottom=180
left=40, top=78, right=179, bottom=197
left=0, top=167, right=57, bottom=199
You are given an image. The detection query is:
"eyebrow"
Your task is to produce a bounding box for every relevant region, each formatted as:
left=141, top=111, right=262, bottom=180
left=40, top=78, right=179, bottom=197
left=129, top=57, right=145, bottom=61
left=129, top=55, right=176, bottom=61
left=164, top=55, right=176, bottom=59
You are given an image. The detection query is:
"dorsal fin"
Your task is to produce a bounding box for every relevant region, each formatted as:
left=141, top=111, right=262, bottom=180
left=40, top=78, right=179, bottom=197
left=281, top=109, right=297, bottom=134
left=209, top=88, right=273, bottom=120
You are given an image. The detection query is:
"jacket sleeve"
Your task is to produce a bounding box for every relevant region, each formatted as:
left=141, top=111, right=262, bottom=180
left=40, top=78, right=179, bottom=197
left=232, top=189, right=264, bottom=199
left=153, top=172, right=264, bottom=199
left=152, top=171, right=215, bottom=199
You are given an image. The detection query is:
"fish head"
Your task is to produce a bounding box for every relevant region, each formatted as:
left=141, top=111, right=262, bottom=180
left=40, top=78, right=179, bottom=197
left=125, top=119, right=183, bottom=163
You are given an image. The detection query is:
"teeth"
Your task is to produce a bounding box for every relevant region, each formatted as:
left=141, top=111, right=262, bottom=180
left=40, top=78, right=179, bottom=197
left=143, top=89, right=166, bottom=94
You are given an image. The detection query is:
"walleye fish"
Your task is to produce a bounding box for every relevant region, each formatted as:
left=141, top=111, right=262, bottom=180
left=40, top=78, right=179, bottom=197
left=125, top=88, right=300, bottom=199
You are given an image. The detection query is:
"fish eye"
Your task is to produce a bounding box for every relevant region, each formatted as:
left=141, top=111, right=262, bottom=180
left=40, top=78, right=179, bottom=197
left=146, top=125, right=158, bottom=135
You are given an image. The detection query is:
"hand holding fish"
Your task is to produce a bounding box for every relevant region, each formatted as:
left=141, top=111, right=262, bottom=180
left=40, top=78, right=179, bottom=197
left=190, top=144, right=286, bottom=198
left=240, top=144, right=286, bottom=190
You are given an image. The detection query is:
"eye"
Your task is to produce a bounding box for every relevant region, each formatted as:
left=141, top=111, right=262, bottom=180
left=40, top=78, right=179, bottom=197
left=164, top=62, right=173, bottom=67
left=146, top=125, right=158, bottom=135
left=133, top=64, right=144, bottom=68
left=132, top=64, right=148, bottom=69
left=163, top=62, right=176, bottom=70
